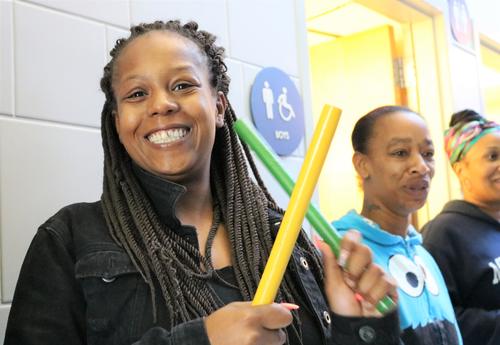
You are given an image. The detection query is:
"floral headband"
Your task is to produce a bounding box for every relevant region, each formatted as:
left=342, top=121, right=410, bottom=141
left=444, top=119, right=500, bottom=164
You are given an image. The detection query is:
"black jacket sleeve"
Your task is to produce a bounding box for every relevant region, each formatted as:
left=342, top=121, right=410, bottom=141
left=4, top=227, right=211, bottom=345
left=453, top=306, right=500, bottom=345
left=331, top=310, right=403, bottom=345
left=5, top=228, right=87, bottom=345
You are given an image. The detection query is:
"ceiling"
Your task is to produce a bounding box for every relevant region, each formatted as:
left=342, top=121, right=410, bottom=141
left=305, top=0, right=399, bottom=46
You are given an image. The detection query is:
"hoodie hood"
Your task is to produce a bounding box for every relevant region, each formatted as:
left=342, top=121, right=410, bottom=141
left=441, top=200, right=499, bottom=226
left=333, top=209, right=422, bottom=248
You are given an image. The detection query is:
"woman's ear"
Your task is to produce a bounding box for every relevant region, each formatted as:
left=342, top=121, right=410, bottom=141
left=453, top=161, right=471, bottom=191
left=452, top=161, right=462, bottom=178
left=353, top=151, right=370, bottom=180
left=215, top=91, right=228, bottom=128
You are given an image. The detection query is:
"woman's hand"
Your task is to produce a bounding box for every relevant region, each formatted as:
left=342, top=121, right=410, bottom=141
left=317, top=230, right=397, bottom=317
left=204, top=302, right=293, bottom=345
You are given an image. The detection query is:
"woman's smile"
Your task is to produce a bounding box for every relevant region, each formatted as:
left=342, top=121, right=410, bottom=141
left=146, top=126, right=190, bottom=146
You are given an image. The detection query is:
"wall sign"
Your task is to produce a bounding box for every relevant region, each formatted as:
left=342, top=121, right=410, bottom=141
left=250, top=67, right=305, bottom=156
left=449, top=0, right=474, bottom=51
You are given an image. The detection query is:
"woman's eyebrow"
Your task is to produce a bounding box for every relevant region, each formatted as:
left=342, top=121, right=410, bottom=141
left=121, top=74, right=147, bottom=83
left=422, top=139, right=434, bottom=146
left=387, top=137, right=411, bottom=146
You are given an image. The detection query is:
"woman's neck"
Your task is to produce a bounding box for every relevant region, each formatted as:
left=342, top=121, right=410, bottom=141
left=176, top=177, right=215, bottom=233
left=360, top=201, right=410, bottom=237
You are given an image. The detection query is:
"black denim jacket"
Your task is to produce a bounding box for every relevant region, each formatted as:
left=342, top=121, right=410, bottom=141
left=5, top=200, right=402, bottom=345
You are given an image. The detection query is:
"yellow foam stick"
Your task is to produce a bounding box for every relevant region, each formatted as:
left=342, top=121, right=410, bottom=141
left=253, top=104, right=341, bottom=305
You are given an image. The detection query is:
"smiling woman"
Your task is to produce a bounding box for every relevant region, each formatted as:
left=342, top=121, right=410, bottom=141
left=112, top=31, right=226, bottom=183
left=4, top=20, right=402, bottom=345
left=423, top=109, right=500, bottom=345
left=332, top=105, right=463, bottom=345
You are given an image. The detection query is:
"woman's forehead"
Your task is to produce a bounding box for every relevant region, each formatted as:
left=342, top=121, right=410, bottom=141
left=371, top=112, right=429, bottom=141
left=114, top=31, right=206, bottom=75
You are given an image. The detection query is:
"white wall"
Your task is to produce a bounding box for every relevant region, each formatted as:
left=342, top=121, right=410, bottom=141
left=0, top=0, right=311, bottom=341
left=468, top=0, right=500, bottom=43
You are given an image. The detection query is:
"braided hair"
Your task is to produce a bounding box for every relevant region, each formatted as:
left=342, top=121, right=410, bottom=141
left=99, top=20, right=322, bottom=341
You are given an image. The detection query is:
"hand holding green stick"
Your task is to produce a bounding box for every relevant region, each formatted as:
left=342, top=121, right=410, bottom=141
left=234, top=109, right=396, bottom=314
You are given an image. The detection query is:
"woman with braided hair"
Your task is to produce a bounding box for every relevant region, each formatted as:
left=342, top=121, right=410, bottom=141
left=423, top=109, right=500, bottom=345
left=5, top=20, right=400, bottom=345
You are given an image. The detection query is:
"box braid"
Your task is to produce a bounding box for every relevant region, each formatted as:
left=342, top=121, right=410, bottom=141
left=99, top=20, right=323, bottom=341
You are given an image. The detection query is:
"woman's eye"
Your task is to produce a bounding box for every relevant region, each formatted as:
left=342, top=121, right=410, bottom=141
left=422, top=150, right=435, bottom=159
left=487, top=152, right=499, bottom=161
left=392, top=150, right=408, bottom=157
left=126, top=91, right=146, bottom=99
left=173, top=83, right=192, bottom=91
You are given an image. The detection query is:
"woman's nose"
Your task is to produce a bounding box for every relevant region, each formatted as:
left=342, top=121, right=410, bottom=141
left=410, top=154, right=431, bottom=175
left=149, top=91, right=179, bottom=116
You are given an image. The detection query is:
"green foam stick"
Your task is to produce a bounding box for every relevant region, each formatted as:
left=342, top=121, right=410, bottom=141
left=234, top=118, right=396, bottom=314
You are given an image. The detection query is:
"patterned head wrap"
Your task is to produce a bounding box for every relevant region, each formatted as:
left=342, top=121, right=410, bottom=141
left=444, top=119, right=500, bottom=164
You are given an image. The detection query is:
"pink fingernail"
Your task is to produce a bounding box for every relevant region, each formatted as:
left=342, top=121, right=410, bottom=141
left=280, top=302, right=300, bottom=310
left=338, top=249, right=348, bottom=268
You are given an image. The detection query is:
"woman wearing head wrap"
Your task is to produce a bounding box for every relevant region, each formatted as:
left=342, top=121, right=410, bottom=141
left=423, top=109, right=500, bottom=345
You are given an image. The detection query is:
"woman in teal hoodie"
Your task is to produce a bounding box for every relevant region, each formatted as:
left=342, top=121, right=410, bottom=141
left=332, top=106, right=463, bottom=345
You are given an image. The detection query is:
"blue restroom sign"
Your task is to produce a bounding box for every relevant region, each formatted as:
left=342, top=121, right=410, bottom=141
left=250, top=67, right=305, bottom=156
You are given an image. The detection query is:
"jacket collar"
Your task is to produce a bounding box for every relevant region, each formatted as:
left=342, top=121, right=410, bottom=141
left=131, top=163, right=187, bottom=230
left=334, top=210, right=422, bottom=247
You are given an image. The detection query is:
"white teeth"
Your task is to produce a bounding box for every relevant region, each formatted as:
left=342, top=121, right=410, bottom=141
left=147, top=128, right=187, bottom=144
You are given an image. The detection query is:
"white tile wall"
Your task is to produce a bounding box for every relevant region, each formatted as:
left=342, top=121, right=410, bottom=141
left=227, top=0, right=300, bottom=77
left=0, top=118, right=103, bottom=302
left=449, top=45, right=483, bottom=111
left=242, top=63, right=260, bottom=122
left=26, top=0, right=130, bottom=27
left=106, top=25, right=130, bottom=61
left=15, top=2, right=106, bottom=127
left=130, top=0, right=229, bottom=51
left=0, top=0, right=14, bottom=116
left=225, top=58, right=245, bottom=118
left=0, top=304, right=10, bottom=344
left=467, top=0, right=500, bottom=43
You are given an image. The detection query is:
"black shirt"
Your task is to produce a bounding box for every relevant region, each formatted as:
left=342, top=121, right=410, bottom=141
left=132, top=164, right=322, bottom=344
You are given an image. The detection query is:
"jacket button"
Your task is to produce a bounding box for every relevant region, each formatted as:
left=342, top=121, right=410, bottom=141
left=300, top=256, right=309, bottom=270
left=322, top=310, right=331, bottom=324
left=359, top=325, right=376, bottom=343
left=102, top=277, right=116, bottom=283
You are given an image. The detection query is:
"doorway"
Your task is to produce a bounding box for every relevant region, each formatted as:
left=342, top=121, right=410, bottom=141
left=306, top=0, right=448, bottom=227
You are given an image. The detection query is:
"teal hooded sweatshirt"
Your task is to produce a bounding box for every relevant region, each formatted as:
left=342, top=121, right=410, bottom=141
left=333, top=210, right=462, bottom=345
